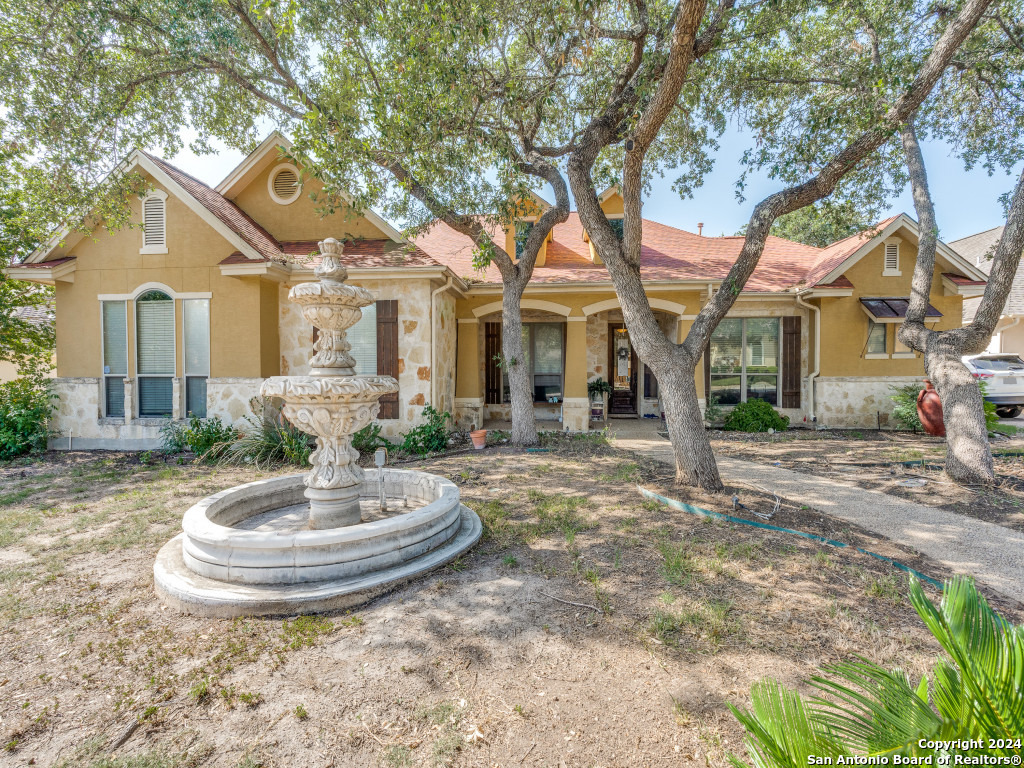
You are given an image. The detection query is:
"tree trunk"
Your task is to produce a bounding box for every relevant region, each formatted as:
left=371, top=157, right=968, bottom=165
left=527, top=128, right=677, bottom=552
left=657, top=361, right=724, bottom=489
left=924, top=337, right=994, bottom=484
left=502, top=280, right=537, bottom=446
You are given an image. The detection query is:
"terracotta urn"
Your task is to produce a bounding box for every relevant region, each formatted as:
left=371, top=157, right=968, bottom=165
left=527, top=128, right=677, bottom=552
left=916, top=379, right=946, bottom=437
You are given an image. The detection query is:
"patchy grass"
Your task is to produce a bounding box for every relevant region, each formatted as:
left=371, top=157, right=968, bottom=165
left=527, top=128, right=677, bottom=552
left=0, top=447, right=987, bottom=767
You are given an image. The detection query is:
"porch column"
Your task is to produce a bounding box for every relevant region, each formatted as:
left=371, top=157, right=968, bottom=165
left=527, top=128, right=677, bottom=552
left=563, top=317, right=590, bottom=432
left=454, top=319, right=483, bottom=431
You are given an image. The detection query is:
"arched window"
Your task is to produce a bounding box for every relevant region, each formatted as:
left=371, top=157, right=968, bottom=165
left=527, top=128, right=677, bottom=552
left=141, top=191, right=167, bottom=253
left=136, top=290, right=175, bottom=417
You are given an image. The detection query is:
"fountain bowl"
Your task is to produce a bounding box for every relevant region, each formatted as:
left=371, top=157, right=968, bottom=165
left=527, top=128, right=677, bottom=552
left=154, top=469, right=481, bottom=617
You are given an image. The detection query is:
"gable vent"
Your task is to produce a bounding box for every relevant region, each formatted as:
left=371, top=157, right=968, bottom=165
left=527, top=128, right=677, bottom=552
left=143, top=195, right=166, bottom=248
left=269, top=165, right=301, bottom=204
left=884, top=242, right=899, bottom=273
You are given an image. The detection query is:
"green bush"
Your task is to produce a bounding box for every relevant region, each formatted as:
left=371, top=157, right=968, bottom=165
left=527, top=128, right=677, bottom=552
left=722, top=399, right=789, bottom=433
left=0, top=375, right=55, bottom=459
left=217, top=398, right=314, bottom=468
left=160, top=414, right=237, bottom=460
left=889, top=383, right=923, bottom=432
left=400, top=405, right=451, bottom=456
left=730, top=577, right=1024, bottom=768
left=352, top=422, right=388, bottom=454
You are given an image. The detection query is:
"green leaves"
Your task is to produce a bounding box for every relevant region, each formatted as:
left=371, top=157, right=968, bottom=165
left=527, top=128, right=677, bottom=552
left=730, top=577, right=1024, bottom=768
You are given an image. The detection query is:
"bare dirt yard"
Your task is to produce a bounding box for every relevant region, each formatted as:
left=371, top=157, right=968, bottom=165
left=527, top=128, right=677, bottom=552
left=1, top=438, right=1019, bottom=768
left=710, top=429, right=1024, bottom=531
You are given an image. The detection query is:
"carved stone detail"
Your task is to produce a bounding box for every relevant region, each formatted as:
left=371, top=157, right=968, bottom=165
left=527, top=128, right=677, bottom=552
left=258, top=237, right=399, bottom=529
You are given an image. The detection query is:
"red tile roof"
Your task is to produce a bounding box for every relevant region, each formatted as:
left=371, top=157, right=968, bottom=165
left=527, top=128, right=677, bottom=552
left=942, top=272, right=986, bottom=286
left=6, top=256, right=77, bottom=269
left=413, top=213, right=825, bottom=291
left=800, top=216, right=901, bottom=287
left=145, top=153, right=283, bottom=262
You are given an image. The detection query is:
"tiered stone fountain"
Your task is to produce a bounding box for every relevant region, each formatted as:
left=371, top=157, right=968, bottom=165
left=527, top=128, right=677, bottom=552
left=154, top=238, right=480, bottom=617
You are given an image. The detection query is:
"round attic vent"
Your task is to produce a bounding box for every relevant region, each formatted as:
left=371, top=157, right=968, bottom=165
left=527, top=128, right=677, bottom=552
left=268, top=164, right=301, bottom=205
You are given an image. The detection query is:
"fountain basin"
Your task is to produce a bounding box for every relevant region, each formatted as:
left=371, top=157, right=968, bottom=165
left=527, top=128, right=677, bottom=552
left=153, top=469, right=481, bottom=617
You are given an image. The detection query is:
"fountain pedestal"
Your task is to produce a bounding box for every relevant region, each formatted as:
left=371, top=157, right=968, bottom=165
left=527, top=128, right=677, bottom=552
left=259, top=238, right=398, bottom=529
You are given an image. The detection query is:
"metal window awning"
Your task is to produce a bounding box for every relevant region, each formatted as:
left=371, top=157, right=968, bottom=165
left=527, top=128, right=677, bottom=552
left=859, top=297, right=942, bottom=323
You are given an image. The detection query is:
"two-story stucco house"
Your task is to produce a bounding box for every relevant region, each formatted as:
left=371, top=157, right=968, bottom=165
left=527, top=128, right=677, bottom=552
left=4, top=133, right=989, bottom=448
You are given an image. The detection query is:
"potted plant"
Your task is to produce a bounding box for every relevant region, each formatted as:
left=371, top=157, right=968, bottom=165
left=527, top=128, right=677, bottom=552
left=588, top=378, right=612, bottom=422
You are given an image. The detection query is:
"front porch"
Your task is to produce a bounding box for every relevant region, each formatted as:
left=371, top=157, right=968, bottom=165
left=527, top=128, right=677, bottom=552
left=453, top=301, right=685, bottom=433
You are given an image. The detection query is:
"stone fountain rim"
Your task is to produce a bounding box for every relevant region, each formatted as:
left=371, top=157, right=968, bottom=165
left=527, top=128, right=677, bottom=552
left=181, top=470, right=459, bottom=549
left=259, top=375, right=399, bottom=399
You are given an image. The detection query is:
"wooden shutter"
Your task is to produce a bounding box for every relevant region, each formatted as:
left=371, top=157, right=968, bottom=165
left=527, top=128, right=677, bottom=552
left=484, top=322, right=502, bottom=405
left=376, top=300, right=399, bottom=419
left=781, top=315, right=801, bottom=409
left=644, top=364, right=659, bottom=398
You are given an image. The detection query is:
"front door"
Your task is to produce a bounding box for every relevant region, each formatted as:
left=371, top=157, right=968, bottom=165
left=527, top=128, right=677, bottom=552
left=608, top=324, right=638, bottom=414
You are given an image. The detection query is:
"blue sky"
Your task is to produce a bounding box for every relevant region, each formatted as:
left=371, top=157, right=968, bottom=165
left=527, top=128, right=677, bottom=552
left=168, top=125, right=1020, bottom=244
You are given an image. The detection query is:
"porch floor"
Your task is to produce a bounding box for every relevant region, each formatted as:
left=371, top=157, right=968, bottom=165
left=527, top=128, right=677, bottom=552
left=482, top=416, right=665, bottom=438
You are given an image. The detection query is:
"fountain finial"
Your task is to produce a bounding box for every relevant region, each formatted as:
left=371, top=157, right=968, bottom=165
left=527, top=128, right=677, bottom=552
left=315, top=237, right=348, bottom=283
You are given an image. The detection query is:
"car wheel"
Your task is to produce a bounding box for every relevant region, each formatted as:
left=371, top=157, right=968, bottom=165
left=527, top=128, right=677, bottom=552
left=996, top=406, right=1022, bottom=419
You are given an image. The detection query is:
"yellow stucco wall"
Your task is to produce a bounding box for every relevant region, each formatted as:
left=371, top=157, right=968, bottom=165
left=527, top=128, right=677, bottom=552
left=53, top=171, right=278, bottom=380
left=231, top=160, right=391, bottom=243
left=817, top=239, right=964, bottom=378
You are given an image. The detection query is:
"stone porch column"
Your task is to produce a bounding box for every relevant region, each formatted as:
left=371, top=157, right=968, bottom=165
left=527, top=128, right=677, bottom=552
left=562, top=317, right=589, bottom=432
left=454, top=319, right=483, bottom=431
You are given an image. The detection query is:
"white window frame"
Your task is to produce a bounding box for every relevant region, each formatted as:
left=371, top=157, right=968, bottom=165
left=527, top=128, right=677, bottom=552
left=135, top=289, right=176, bottom=418
left=865, top=319, right=889, bottom=359
left=183, top=299, right=211, bottom=417
left=268, top=163, right=302, bottom=205
left=882, top=237, right=901, bottom=277
left=100, top=300, right=129, bottom=418
left=140, top=190, right=168, bottom=254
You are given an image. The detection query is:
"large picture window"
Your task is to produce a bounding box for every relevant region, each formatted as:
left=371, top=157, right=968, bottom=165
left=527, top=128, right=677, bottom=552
left=183, top=299, right=210, bottom=417
left=502, top=322, right=565, bottom=403
left=709, top=318, right=780, bottom=405
left=136, top=290, right=175, bottom=417
left=102, top=301, right=128, bottom=417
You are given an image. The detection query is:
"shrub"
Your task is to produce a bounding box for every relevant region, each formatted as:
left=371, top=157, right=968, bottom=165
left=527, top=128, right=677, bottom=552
left=889, top=383, right=923, bottom=431
left=217, top=398, right=314, bottom=468
left=704, top=393, right=724, bottom=425
left=160, top=415, right=237, bottom=460
left=730, top=577, right=1024, bottom=767
left=0, top=375, right=55, bottom=459
left=400, top=405, right=451, bottom=456
left=352, top=422, right=388, bottom=454
left=722, top=399, right=789, bottom=432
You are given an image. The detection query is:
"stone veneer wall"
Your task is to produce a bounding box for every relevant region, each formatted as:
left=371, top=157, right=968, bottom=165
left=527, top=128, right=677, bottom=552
left=278, top=279, right=435, bottom=439
left=206, top=378, right=265, bottom=425
left=48, top=378, right=161, bottom=449
left=434, top=292, right=457, bottom=420
left=815, top=376, right=921, bottom=428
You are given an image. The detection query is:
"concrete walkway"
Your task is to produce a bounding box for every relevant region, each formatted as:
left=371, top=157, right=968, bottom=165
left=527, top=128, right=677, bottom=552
left=614, top=431, right=1024, bottom=605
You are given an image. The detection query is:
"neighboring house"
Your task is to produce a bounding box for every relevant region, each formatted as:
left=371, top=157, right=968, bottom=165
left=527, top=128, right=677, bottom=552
left=0, top=305, right=55, bottom=382
left=953, top=226, right=1024, bottom=354
left=3, top=133, right=988, bottom=448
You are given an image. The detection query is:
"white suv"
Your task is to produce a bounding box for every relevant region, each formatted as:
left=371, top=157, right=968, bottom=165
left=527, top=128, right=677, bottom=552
left=962, top=354, right=1024, bottom=418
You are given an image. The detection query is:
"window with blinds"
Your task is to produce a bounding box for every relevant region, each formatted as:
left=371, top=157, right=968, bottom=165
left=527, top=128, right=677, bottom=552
left=347, top=303, right=377, bottom=375
left=102, top=301, right=127, bottom=417
left=183, top=299, right=209, bottom=417
left=142, top=193, right=167, bottom=250
left=136, top=291, right=174, bottom=417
